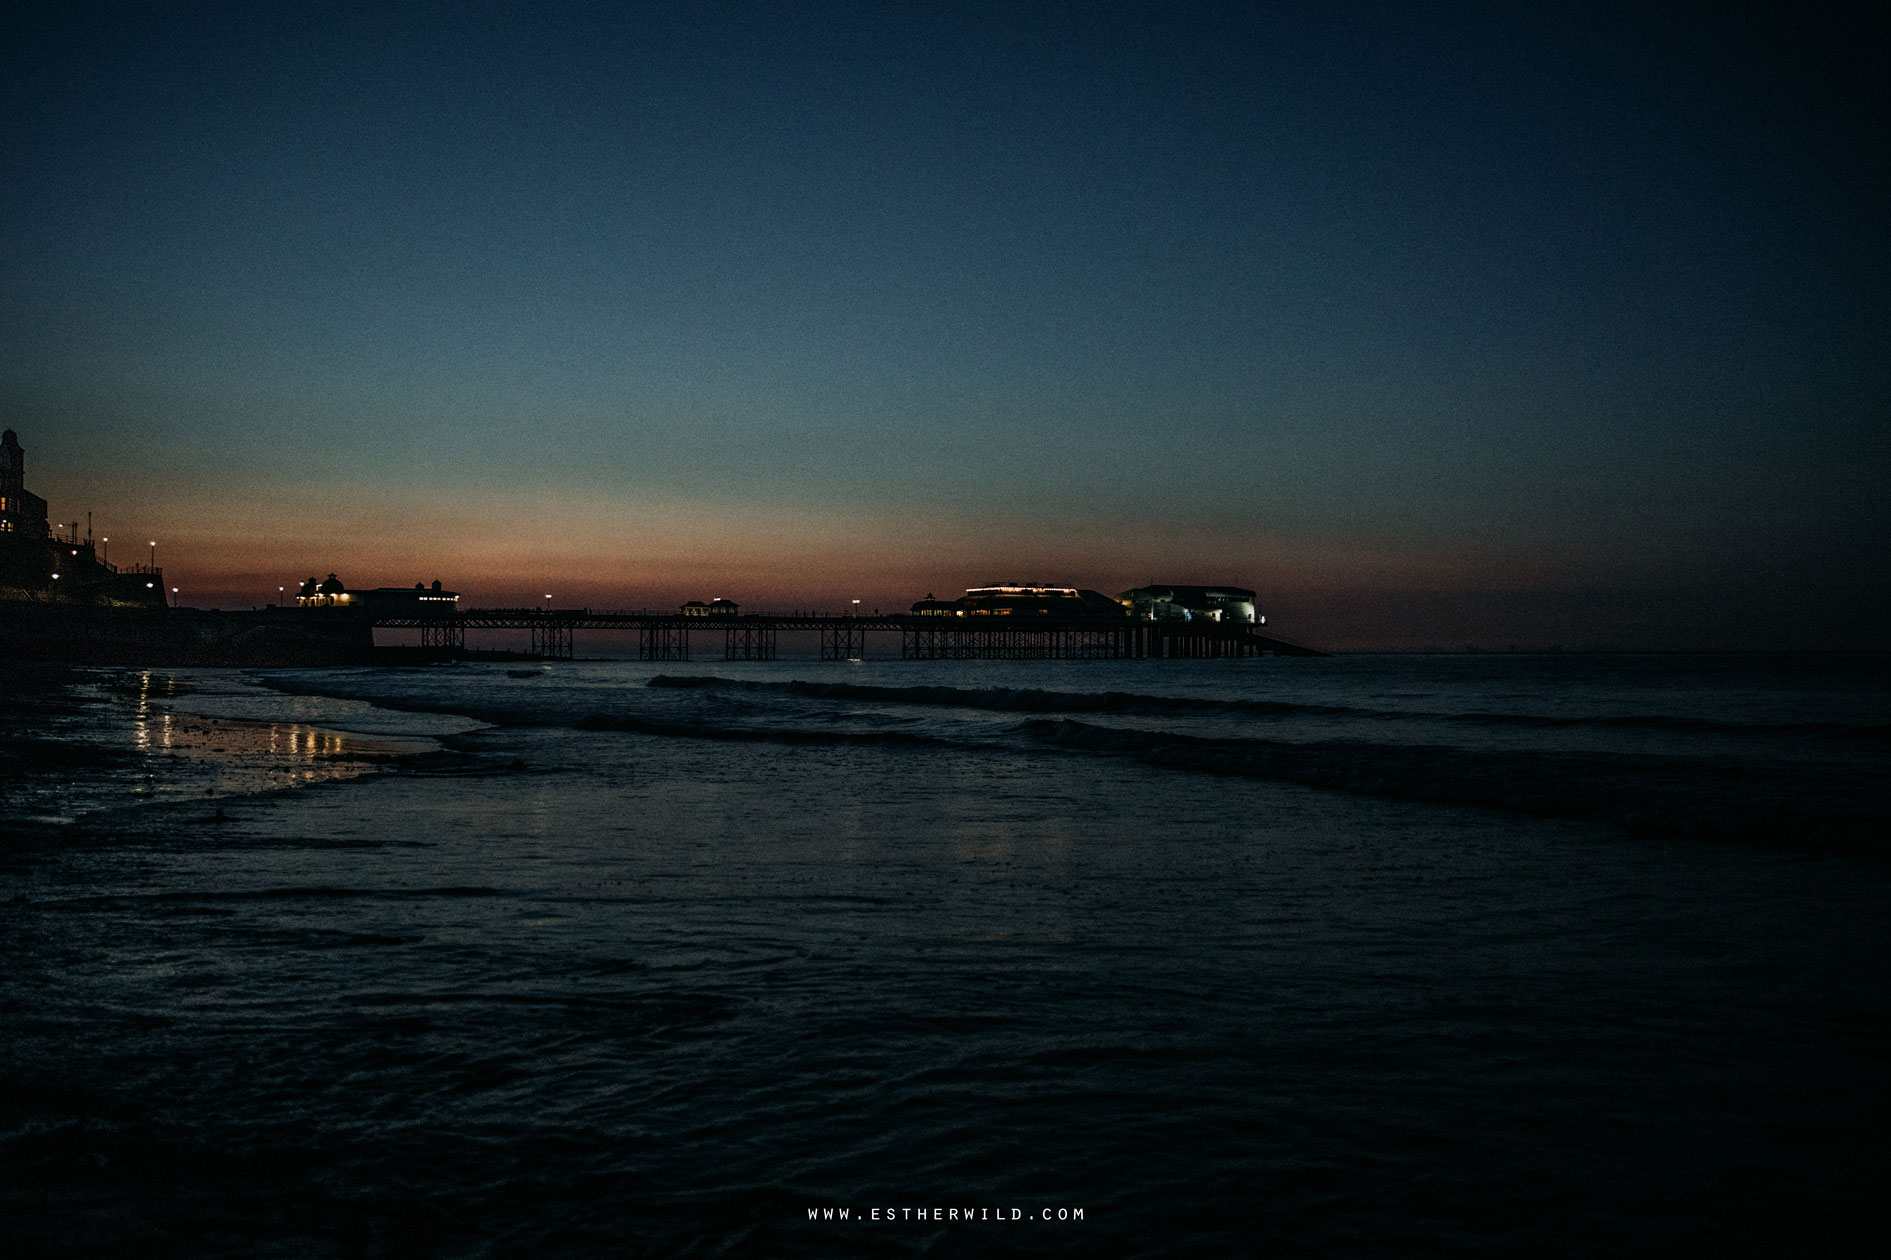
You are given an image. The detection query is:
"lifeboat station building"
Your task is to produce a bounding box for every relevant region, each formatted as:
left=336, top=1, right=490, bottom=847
left=1117, top=585, right=1260, bottom=624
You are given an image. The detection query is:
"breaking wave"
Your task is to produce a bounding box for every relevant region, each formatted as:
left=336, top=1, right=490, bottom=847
left=646, top=675, right=1891, bottom=741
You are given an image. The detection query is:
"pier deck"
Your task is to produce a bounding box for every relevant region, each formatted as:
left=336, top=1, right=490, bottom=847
left=367, top=610, right=1324, bottom=661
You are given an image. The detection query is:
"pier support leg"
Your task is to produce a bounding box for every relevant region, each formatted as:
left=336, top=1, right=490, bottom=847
left=822, top=622, right=865, bottom=661
left=724, top=623, right=777, bottom=660
left=419, top=620, right=464, bottom=655
left=640, top=623, right=689, bottom=661
left=529, top=620, right=573, bottom=660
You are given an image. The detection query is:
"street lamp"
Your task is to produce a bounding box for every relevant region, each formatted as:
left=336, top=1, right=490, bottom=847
left=149, top=541, right=156, bottom=570
left=852, top=599, right=860, bottom=617
left=171, top=586, right=178, bottom=607
left=101, top=537, right=108, bottom=566
left=544, top=594, right=552, bottom=611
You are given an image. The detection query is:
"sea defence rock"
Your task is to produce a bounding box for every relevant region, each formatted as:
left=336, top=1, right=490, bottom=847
left=0, top=602, right=375, bottom=667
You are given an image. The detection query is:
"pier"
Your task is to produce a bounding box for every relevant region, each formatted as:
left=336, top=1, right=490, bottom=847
left=369, top=609, right=1325, bottom=661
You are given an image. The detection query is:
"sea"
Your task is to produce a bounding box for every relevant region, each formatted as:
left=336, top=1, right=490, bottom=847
left=3, top=651, right=1888, bottom=1257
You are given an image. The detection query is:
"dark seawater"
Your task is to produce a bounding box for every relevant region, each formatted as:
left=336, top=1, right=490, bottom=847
left=4, top=654, right=1888, bottom=1257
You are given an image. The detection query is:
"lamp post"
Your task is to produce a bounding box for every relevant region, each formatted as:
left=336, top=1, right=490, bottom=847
left=101, top=537, right=108, bottom=566
left=544, top=594, right=552, bottom=612
left=171, top=586, right=178, bottom=608
left=149, top=541, right=156, bottom=571
left=852, top=599, right=860, bottom=617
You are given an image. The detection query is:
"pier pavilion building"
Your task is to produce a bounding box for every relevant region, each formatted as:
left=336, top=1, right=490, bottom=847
left=296, top=575, right=459, bottom=615
left=911, top=585, right=1128, bottom=618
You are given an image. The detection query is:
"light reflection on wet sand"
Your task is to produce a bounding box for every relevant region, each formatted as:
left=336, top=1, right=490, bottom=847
left=48, top=669, right=441, bottom=825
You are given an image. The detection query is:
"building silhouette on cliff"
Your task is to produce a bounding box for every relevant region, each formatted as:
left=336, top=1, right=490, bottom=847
left=0, top=429, right=165, bottom=605
left=0, top=429, right=50, bottom=542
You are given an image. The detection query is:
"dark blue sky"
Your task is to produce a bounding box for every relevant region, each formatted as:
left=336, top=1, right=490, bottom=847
left=4, top=1, right=1884, bottom=646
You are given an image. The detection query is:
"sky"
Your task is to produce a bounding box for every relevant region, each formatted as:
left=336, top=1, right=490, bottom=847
left=3, top=1, right=1885, bottom=649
